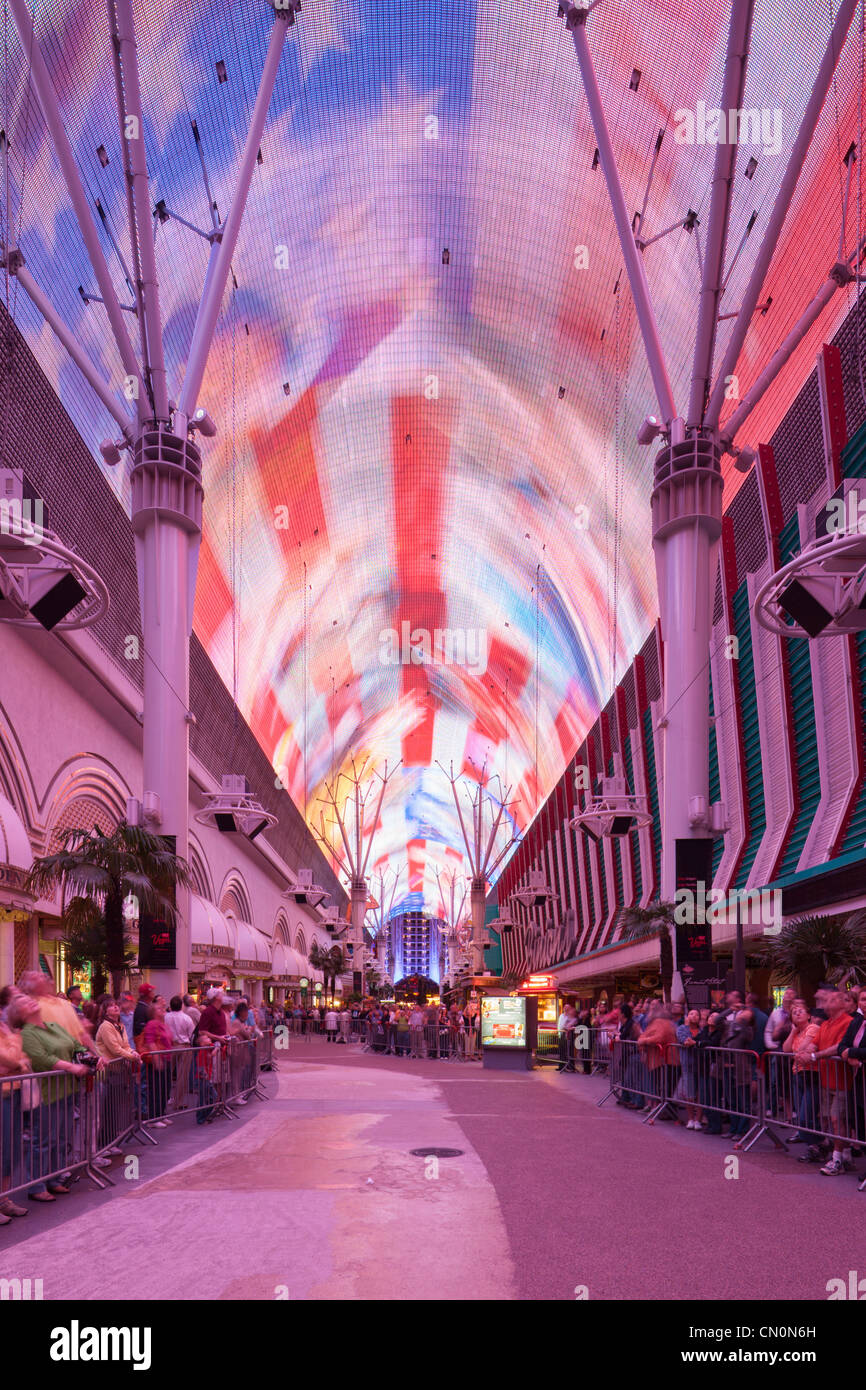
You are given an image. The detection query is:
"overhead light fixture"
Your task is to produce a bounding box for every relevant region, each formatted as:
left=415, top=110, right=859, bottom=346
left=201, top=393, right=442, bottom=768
left=637, top=414, right=662, bottom=445
left=194, top=774, right=278, bottom=840
left=754, top=520, right=866, bottom=638
left=442, top=248, right=450, bottom=264
left=734, top=445, right=756, bottom=474
left=0, top=469, right=108, bottom=631
left=744, top=156, right=758, bottom=179
left=191, top=407, right=217, bottom=437
left=511, top=869, right=556, bottom=911
left=284, top=868, right=330, bottom=909
left=591, top=148, right=600, bottom=170
left=571, top=776, right=653, bottom=840
left=629, top=68, right=641, bottom=91
left=776, top=576, right=836, bottom=636
left=97, top=145, right=109, bottom=167
left=100, top=439, right=123, bottom=467
left=215, top=59, right=228, bottom=83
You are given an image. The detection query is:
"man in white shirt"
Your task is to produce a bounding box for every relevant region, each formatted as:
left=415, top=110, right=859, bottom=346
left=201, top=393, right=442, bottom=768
left=165, top=995, right=196, bottom=1112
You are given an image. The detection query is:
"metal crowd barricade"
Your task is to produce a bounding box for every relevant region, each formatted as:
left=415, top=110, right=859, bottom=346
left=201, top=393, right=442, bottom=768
left=762, top=1050, right=866, bottom=1171
left=598, top=1039, right=668, bottom=1120
left=590, top=1026, right=616, bottom=1074
left=0, top=1033, right=279, bottom=1215
left=655, top=1043, right=778, bottom=1150
left=535, top=1028, right=560, bottom=1066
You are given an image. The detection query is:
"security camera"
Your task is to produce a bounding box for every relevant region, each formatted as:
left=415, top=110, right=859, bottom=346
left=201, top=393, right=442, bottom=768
left=191, top=408, right=217, bottom=437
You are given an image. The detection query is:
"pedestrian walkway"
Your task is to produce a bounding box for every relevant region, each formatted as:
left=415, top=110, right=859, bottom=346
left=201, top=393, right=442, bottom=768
left=1, top=1039, right=860, bottom=1301
left=0, top=1054, right=515, bottom=1301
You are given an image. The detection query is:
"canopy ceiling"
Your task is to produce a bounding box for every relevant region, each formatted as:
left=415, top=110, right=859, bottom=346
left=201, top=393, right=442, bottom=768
left=2, top=0, right=864, bottom=908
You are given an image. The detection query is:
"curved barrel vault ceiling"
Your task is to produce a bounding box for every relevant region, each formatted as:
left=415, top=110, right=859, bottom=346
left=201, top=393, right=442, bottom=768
left=2, top=0, right=864, bottom=906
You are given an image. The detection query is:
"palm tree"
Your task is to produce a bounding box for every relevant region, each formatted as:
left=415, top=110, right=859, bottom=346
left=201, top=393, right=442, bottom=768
left=27, top=822, right=192, bottom=996
left=759, top=912, right=866, bottom=1000
left=617, top=901, right=677, bottom=1002
left=308, top=939, right=328, bottom=993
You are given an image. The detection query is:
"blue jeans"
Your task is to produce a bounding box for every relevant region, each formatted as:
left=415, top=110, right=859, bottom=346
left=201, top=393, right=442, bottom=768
left=28, top=1094, right=73, bottom=1193
left=1, top=1089, right=24, bottom=1193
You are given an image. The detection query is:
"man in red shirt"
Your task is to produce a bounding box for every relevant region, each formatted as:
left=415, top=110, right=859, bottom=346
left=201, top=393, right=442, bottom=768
left=812, top=991, right=855, bottom=1175
left=197, top=988, right=228, bottom=1043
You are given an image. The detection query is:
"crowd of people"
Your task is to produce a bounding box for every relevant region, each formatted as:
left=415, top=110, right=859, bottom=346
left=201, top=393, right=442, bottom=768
left=556, top=985, right=866, bottom=1176
left=0, top=976, right=271, bottom=1226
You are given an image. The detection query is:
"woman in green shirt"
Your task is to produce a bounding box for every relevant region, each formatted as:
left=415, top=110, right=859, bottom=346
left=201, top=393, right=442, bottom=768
left=8, top=994, right=90, bottom=1201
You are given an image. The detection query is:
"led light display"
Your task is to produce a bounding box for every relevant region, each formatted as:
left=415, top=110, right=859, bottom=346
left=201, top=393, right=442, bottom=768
left=3, top=0, right=862, bottom=906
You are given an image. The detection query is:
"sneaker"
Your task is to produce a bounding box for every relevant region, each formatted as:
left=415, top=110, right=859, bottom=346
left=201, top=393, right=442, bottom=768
left=149, top=1120, right=169, bottom=1129
left=820, top=1158, right=845, bottom=1175
left=92, top=1155, right=112, bottom=1168
left=235, top=1097, right=248, bottom=1105
left=0, top=1199, right=27, bottom=1218
left=798, top=1146, right=823, bottom=1164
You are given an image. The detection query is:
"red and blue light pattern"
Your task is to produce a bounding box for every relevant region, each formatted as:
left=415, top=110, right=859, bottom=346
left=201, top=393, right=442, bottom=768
left=3, top=0, right=863, bottom=905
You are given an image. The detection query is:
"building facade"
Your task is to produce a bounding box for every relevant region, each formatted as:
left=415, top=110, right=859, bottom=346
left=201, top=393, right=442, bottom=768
left=0, top=304, right=347, bottom=1002
left=491, top=292, right=866, bottom=1000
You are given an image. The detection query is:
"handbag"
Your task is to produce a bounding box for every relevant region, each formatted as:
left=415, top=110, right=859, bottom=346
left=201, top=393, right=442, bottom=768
left=19, top=1074, right=41, bottom=1111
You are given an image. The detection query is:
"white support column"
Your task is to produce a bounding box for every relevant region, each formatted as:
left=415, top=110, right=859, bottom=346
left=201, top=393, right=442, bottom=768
left=177, top=14, right=290, bottom=420
left=704, top=0, right=860, bottom=431
left=113, top=0, right=170, bottom=420
left=8, top=0, right=143, bottom=407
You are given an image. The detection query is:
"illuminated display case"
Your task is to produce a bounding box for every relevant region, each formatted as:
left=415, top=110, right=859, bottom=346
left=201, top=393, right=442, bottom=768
left=481, top=996, right=526, bottom=1048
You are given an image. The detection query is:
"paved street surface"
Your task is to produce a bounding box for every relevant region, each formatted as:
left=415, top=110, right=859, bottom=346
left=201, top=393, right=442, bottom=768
left=0, top=1039, right=858, bottom=1300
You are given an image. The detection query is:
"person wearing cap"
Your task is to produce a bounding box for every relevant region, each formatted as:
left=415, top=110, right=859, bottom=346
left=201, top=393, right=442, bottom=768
left=133, top=983, right=156, bottom=1051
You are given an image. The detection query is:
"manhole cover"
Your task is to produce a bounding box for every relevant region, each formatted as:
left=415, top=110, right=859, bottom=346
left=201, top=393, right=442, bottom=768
left=410, top=1147, right=464, bottom=1158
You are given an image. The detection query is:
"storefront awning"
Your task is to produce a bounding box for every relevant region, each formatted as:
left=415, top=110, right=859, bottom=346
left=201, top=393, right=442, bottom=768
left=189, top=894, right=236, bottom=962
left=270, top=941, right=310, bottom=982
left=227, top=915, right=273, bottom=977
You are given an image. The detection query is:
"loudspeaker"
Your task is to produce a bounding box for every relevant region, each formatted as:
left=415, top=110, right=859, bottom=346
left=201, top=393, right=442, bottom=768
left=609, top=815, right=634, bottom=835
left=215, top=811, right=237, bottom=832
left=29, top=571, right=87, bottom=630
left=245, top=817, right=269, bottom=841
left=777, top=578, right=833, bottom=637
